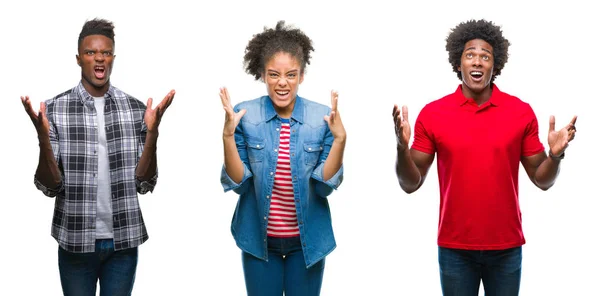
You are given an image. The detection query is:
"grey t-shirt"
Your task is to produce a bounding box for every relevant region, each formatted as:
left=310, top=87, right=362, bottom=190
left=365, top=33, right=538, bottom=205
left=93, top=97, right=114, bottom=238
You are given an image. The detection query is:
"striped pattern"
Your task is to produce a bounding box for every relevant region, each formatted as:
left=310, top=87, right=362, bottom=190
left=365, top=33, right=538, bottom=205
left=267, top=121, right=299, bottom=237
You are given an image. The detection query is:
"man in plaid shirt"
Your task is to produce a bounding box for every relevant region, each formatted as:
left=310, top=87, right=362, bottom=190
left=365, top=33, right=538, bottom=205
left=20, top=18, right=174, bottom=296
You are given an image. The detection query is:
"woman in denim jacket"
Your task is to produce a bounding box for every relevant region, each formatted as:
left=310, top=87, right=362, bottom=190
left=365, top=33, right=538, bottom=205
left=220, top=21, right=346, bottom=296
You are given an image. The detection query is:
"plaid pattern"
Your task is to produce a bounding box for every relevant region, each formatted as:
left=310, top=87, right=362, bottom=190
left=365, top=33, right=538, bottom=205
left=34, top=82, right=157, bottom=252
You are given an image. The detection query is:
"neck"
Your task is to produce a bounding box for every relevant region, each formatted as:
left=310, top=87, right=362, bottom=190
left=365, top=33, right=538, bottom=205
left=462, top=83, right=493, bottom=106
left=81, top=79, right=109, bottom=97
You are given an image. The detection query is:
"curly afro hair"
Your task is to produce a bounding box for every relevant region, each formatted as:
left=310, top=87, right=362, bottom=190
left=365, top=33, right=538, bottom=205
left=244, top=20, right=314, bottom=80
left=446, top=19, right=510, bottom=83
left=78, top=18, right=115, bottom=51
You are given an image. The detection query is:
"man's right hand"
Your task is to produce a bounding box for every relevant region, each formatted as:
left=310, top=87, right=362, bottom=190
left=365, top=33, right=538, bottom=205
left=21, top=96, right=50, bottom=140
left=220, top=87, right=246, bottom=138
left=393, top=104, right=411, bottom=151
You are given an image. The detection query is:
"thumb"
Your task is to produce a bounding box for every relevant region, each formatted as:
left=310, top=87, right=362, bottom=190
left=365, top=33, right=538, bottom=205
left=238, top=109, right=247, bottom=118
left=146, top=98, right=154, bottom=110
left=549, top=115, right=556, bottom=132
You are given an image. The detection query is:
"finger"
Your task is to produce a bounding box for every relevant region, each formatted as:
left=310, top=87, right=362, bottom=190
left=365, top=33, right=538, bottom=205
left=569, top=115, right=577, bottom=126
left=330, top=90, right=338, bottom=112
left=219, top=88, right=229, bottom=108
left=237, top=109, right=247, bottom=119
left=402, top=105, right=409, bottom=122
left=329, top=110, right=336, bottom=124
left=392, top=104, right=399, bottom=117
left=549, top=115, right=556, bottom=132
left=146, top=98, right=154, bottom=111
left=323, top=114, right=331, bottom=124
left=163, top=89, right=176, bottom=109
left=21, top=96, right=38, bottom=119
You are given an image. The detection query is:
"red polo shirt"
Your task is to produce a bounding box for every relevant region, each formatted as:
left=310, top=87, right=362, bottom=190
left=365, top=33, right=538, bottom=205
left=412, top=84, right=545, bottom=250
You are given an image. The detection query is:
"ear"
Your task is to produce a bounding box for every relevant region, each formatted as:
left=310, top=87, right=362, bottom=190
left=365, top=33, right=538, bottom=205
left=299, top=72, right=304, bottom=84
left=260, top=72, right=265, bottom=83
left=457, top=66, right=461, bottom=72
left=76, top=55, right=81, bottom=66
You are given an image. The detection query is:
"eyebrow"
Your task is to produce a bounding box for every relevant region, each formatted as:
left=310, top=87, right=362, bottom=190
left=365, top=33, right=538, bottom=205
left=465, top=47, right=493, bottom=55
left=267, top=69, right=299, bottom=74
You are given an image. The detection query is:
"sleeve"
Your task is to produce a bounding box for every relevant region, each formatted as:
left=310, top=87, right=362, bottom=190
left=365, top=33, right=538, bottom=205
left=411, top=107, right=436, bottom=155
left=310, top=123, right=343, bottom=198
left=34, top=105, right=64, bottom=197
left=521, top=104, right=545, bottom=157
left=136, top=119, right=158, bottom=194
left=220, top=105, right=253, bottom=195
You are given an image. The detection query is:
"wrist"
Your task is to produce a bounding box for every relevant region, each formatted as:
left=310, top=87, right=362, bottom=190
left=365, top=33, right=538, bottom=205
left=548, top=149, right=565, bottom=160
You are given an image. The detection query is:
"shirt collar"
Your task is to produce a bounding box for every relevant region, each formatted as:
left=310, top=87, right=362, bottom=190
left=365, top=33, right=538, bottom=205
left=454, top=84, right=502, bottom=107
left=264, top=95, right=305, bottom=123
left=75, top=81, right=116, bottom=105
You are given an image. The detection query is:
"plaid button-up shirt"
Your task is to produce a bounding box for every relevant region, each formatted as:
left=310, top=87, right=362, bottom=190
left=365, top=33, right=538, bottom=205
left=34, top=82, right=157, bottom=253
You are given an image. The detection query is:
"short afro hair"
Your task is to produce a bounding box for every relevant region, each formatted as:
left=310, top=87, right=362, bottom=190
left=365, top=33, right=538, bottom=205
left=446, top=19, right=510, bottom=82
left=244, top=20, right=314, bottom=80
left=78, top=18, right=115, bottom=51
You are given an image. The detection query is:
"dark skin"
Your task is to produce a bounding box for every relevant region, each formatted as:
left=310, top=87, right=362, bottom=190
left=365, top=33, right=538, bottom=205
left=393, top=39, right=577, bottom=193
left=21, top=34, right=175, bottom=189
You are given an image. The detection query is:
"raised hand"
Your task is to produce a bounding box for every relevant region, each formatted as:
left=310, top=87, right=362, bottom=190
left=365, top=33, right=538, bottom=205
left=393, top=104, right=411, bottom=151
left=323, top=90, right=346, bottom=141
left=220, top=87, right=246, bottom=137
left=21, top=96, right=50, bottom=138
left=145, top=90, right=175, bottom=133
left=548, top=115, right=577, bottom=156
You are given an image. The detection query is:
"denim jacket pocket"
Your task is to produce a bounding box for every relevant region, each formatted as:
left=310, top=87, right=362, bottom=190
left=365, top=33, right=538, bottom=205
left=303, top=141, right=324, bottom=166
left=246, top=136, right=266, bottom=163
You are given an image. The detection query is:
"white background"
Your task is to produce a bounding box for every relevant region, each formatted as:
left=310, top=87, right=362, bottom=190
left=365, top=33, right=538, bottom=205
left=1, top=0, right=598, bottom=295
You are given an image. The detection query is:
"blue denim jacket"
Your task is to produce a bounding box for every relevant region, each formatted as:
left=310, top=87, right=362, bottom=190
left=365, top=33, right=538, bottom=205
left=220, top=95, right=343, bottom=268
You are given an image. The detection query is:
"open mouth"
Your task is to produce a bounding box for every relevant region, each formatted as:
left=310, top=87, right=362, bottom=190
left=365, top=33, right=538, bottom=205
left=470, top=71, right=483, bottom=81
left=275, top=90, right=290, bottom=99
left=94, top=66, right=106, bottom=79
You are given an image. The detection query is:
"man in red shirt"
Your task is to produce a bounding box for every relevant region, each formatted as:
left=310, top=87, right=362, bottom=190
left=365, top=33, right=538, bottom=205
left=392, top=19, right=577, bottom=295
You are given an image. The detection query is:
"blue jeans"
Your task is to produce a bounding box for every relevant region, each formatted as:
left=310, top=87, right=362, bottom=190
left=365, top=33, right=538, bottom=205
left=58, top=239, right=138, bottom=296
left=242, top=236, right=326, bottom=296
left=438, top=246, right=522, bottom=296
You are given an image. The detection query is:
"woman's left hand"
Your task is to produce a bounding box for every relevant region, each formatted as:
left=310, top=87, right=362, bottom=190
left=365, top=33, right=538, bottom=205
left=323, top=90, right=346, bottom=142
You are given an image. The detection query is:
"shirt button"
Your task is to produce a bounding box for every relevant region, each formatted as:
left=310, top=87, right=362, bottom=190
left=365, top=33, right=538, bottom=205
left=256, top=145, right=260, bottom=148
left=93, top=173, right=96, bottom=177
left=295, top=198, right=300, bottom=203
left=293, top=176, right=297, bottom=180
left=308, top=147, right=312, bottom=151
left=276, top=128, right=280, bottom=131
left=266, top=195, right=270, bottom=199
left=320, top=146, right=323, bottom=150
left=274, top=149, right=278, bottom=152
left=270, top=172, right=273, bottom=175
left=264, top=216, right=267, bottom=220
left=303, top=243, right=307, bottom=247
left=299, top=220, right=303, bottom=225
left=291, top=153, right=295, bottom=157
left=94, top=150, right=97, bottom=154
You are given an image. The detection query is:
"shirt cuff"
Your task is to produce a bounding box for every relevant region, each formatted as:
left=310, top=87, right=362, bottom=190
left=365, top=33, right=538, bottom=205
left=136, top=173, right=158, bottom=194
left=34, top=176, right=63, bottom=197
left=221, top=164, right=253, bottom=192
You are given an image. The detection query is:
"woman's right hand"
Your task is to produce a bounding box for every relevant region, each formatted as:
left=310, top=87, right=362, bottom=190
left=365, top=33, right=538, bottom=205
left=220, top=87, right=246, bottom=137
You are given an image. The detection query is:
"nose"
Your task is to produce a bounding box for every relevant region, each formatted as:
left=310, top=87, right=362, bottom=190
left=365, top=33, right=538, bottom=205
left=94, top=52, right=105, bottom=62
left=472, top=56, right=482, bottom=67
left=277, top=77, right=287, bottom=87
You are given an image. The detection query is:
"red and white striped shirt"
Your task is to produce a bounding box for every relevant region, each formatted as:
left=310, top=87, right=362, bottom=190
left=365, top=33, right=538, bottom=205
left=267, top=120, right=299, bottom=237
